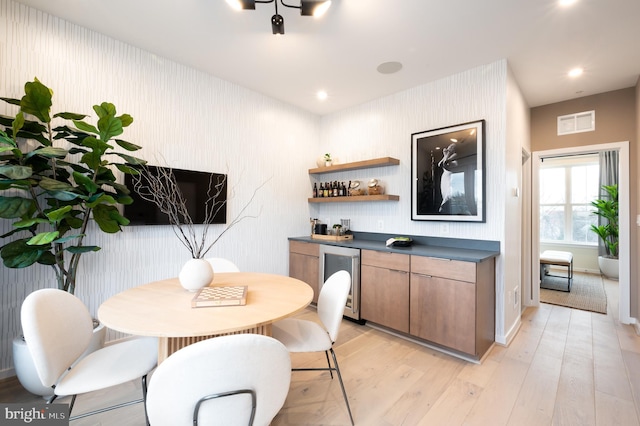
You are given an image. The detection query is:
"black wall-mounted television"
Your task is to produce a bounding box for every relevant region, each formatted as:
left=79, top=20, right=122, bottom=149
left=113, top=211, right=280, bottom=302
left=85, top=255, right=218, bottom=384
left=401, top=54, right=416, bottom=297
left=124, top=165, right=227, bottom=226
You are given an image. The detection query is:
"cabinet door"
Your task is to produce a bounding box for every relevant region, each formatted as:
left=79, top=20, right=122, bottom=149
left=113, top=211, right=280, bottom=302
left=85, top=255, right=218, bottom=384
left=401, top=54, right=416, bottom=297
left=361, top=264, right=409, bottom=333
left=409, top=273, right=476, bottom=355
left=289, top=242, right=320, bottom=304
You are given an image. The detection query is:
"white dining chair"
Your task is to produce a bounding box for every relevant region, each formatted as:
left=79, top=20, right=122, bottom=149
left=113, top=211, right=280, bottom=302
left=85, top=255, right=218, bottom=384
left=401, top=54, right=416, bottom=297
left=20, top=288, right=158, bottom=423
left=271, top=270, right=354, bottom=425
left=146, top=334, right=291, bottom=426
left=205, top=257, right=240, bottom=272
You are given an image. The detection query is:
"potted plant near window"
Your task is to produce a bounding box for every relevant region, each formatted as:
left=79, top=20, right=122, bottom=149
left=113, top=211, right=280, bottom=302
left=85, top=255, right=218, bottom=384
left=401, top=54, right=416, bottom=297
left=0, top=79, right=145, bottom=395
left=590, top=184, right=618, bottom=279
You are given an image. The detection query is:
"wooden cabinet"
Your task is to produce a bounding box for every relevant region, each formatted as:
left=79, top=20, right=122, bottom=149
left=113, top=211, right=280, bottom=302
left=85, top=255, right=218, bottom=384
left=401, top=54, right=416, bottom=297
left=289, top=241, right=320, bottom=304
left=409, top=256, right=495, bottom=359
left=308, top=157, right=400, bottom=203
left=360, top=250, right=410, bottom=333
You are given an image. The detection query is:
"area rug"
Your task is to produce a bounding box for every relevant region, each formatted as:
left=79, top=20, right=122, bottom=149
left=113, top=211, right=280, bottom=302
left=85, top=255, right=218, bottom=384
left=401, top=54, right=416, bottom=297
left=540, top=272, right=607, bottom=314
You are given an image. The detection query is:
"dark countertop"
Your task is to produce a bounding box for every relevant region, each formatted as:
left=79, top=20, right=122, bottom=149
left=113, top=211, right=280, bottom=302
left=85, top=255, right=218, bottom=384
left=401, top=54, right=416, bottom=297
left=289, top=231, right=500, bottom=263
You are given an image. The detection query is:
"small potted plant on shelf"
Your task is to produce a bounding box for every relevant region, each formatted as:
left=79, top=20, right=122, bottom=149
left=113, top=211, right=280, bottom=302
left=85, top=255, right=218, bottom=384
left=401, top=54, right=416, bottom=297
left=590, top=183, right=618, bottom=279
left=324, top=153, right=332, bottom=167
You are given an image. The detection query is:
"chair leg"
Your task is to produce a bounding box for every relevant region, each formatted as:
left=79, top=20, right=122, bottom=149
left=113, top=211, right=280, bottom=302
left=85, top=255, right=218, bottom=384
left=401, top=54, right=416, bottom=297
left=68, top=395, right=77, bottom=418
left=142, top=374, right=150, bottom=426
left=324, top=351, right=334, bottom=379
left=329, top=348, right=354, bottom=426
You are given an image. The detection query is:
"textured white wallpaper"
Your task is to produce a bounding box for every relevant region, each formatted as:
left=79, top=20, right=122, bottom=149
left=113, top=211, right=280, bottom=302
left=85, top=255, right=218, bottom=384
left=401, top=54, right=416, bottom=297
left=0, top=0, right=521, bottom=376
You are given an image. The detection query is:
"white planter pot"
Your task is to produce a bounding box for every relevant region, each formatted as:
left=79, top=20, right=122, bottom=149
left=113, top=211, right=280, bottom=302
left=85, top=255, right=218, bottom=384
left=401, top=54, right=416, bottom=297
left=598, top=256, right=619, bottom=280
left=13, top=322, right=106, bottom=397
left=179, top=258, right=214, bottom=291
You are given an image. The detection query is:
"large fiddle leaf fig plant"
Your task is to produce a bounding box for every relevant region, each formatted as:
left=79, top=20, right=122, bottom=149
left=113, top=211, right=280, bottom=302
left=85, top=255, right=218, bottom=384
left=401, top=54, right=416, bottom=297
left=0, top=78, right=145, bottom=294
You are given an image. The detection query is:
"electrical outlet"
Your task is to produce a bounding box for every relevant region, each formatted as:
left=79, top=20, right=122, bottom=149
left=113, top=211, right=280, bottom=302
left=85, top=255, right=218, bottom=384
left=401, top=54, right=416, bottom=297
left=440, top=223, right=449, bottom=234
left=377, top=220, right=384, bottom=230
left=513, top=286, right=519, bottom=308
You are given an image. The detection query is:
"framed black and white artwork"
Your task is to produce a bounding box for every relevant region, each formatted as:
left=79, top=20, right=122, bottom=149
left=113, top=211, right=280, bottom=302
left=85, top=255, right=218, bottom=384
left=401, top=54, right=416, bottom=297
left=411, top=120, right=486, bottom=222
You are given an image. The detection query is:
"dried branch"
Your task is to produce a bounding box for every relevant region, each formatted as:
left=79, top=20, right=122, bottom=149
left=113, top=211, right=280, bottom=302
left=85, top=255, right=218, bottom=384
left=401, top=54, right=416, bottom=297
left=130, top=165, right=266, bottom=258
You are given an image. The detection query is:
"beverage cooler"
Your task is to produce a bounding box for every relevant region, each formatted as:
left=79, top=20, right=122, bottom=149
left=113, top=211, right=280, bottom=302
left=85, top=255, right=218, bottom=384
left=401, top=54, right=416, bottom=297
left=319, top=244, right=361, bottom=321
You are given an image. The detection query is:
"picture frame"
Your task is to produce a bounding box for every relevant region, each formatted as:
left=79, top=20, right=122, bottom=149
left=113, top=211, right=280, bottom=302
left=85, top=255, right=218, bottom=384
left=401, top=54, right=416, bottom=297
left=411, top=120, right=486, bottom=222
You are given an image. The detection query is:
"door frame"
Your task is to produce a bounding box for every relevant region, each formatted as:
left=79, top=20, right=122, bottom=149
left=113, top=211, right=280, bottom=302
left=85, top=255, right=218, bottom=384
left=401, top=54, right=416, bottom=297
left=529, top=141, right=632, bottom=324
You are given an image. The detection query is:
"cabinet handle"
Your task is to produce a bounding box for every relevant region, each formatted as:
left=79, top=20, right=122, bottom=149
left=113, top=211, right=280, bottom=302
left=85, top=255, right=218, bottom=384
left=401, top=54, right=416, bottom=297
left=413, top=273, right=433, bottom=278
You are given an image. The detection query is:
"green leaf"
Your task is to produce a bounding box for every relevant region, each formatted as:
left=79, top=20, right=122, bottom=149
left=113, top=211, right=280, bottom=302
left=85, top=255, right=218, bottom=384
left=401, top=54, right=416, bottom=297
left=0, top=165, right=32, bottom=180
left=94, top=102, right=116, bottom=118
left=113, top=153, right=146, bottom=165
left=54, top=111, right=87, bottom=120
left=46, top=205, right=73, bottom=222
left=66, top=245, right=100, bottom=254
left=73, top=120, right=99, bottom=134
left=25, top=146, right=67, bottom=160
left=97, top=115, right=123, bottom=141
left=0, top=239, right=44, bottom=268
left=0, top=97, right=21, bottom=106
left=118, top=114, right=133, bottom=128
left=36, top=251, right=56, bottom=265
left=12, top=217, right=48, bottom=228
left=27, top=231, right=59, bottom=245
left=0, top=196, right=34, bottom=218
left=13, top=111, right=25, bottom=138
left=93, top=204, right=128, bottom=233
left=72, top=171, right=98, bottom=194
left=39, top=176, right=75, bottom=192
left=115, top=163, right=142, bottom=174
left=87, top=193, right=117, bottom=207
left=114, top=139, right=142, bottom=151
left=48, top=190, right=82, bottom=202
left=53, top=234, right=84, bottom=244
left=21, top=80, right=52, bottom=123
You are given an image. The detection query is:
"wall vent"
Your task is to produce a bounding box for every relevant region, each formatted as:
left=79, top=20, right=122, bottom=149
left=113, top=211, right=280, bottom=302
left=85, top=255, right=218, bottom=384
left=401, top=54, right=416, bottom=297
left=557, top=110, right=595, bottom=135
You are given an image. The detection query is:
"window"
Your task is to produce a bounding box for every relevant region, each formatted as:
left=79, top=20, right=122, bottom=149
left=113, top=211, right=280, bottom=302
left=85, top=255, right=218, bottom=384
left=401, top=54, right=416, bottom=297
left=539, top=155, right=599, bottom=245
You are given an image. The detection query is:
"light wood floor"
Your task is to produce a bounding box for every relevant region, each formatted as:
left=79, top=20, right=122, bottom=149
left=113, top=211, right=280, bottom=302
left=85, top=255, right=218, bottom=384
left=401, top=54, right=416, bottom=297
left=2, top=278, right=639, bottom=425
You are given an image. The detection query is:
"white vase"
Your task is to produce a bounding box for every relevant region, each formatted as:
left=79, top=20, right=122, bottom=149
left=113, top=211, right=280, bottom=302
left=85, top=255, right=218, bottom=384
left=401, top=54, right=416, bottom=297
left=13, top=322, right=106, bottom=397
left=598, top=256, right=619, bottom=280
left=179, top=258, right=214, bottom=291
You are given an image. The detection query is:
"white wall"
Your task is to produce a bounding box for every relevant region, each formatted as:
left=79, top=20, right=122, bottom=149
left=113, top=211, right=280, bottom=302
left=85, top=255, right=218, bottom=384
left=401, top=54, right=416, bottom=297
left=503, top=65, right=530, bottom=343
left=0, top=0, right=320, bottom=375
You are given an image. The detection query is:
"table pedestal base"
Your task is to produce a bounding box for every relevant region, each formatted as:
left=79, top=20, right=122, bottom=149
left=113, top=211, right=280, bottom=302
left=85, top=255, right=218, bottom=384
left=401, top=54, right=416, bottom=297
left=158, top=323, right=272, bottom=363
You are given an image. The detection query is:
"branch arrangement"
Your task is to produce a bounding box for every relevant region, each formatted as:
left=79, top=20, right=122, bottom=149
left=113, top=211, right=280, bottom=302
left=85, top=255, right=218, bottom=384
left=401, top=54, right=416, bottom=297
left=131, top=165, right=266, bottom=258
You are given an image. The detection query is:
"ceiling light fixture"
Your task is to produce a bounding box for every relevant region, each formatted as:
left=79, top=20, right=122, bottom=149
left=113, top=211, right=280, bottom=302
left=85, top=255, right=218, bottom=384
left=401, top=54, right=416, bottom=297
left=568, top=67, right=584, bottom=78
left=226, top=0, right=332, bottom=35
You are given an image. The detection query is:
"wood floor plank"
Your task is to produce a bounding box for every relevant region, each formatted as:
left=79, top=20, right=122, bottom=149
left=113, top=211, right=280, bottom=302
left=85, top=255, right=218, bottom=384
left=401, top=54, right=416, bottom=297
left=595, top=390, right=640, bottom=426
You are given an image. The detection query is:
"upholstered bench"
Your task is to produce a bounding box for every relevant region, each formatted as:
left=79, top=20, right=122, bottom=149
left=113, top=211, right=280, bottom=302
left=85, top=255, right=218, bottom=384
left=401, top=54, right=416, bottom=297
left=540, top=250, right=573, bottom=292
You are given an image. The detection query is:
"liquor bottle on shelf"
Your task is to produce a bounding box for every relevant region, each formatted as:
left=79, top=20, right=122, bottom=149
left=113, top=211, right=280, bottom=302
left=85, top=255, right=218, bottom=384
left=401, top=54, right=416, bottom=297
left=313, top=182, right=318, bottom=198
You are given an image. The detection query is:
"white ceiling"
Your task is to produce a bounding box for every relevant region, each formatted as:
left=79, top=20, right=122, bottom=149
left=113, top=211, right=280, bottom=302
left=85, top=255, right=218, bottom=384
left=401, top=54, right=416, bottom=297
left=13, top=0, right=640, bottom=116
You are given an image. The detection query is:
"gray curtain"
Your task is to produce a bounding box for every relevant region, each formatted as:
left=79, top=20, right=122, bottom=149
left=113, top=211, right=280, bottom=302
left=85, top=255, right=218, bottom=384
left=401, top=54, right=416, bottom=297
left=597, top=150, right=618, bottom=255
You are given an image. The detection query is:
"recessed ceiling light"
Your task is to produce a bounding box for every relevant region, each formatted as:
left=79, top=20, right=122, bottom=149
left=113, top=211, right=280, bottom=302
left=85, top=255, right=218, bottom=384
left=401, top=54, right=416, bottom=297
left=568, top=67, right=583, bottom=78
left=376, top=61, right=403, bottom=75
left=317, top=90, right=328, bottom=101
left=559, top=0, right=577, bottom=6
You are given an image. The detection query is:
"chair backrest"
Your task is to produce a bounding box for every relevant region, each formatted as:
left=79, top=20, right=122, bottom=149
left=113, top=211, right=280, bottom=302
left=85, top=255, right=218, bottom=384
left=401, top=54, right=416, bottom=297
left=205, top=257, right=240, bottom=273
left=317, top=270, right=351, bottom=343
left=146, top=334, right=291, bottom=426
left=20, top=288, right=93, bottom=387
